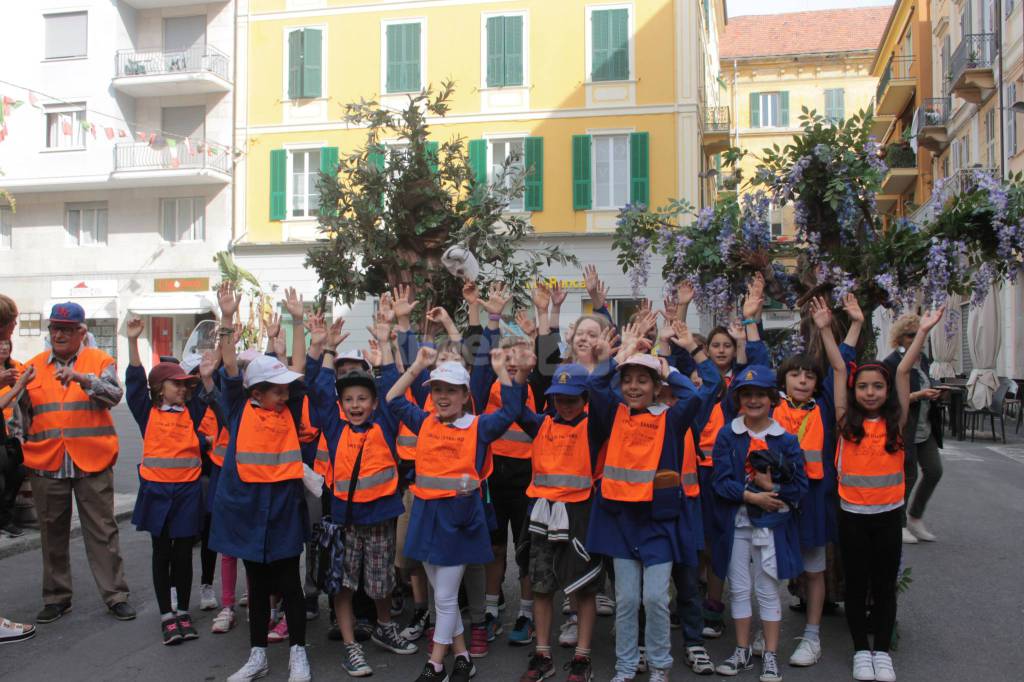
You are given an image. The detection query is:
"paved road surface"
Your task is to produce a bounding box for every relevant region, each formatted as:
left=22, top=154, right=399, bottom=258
left=1, top=437, right=1021, bottom=681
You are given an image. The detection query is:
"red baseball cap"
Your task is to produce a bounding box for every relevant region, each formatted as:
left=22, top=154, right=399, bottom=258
left=148, top=362, right=199, bottom=389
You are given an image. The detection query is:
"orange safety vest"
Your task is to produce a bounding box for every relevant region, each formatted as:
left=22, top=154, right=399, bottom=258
left=485, top=381, right=536, bottom=460
left=22, top=348, right=119, bottom=473
left=681, top=430, right=701, bottom=497
left=396, top=389, right=433, bottom=461
left=526, top=417, right=593, bottom=503
left=601, top=404, right=667, bottom=502
left=836, top=420, right=904, bottom=507
left=773, top=401, right=825, bottom=480
left=299, top=396, right=334, bottom=478
left=332, top=423, right=398, bottom=502
left=698, top=403, right=725, bottom=468
left=411, top=416, right=481, bottom=500
left=198, top=406, right=218, bottom=440
left=0, top=359, right=24, bottom=422
left=234, top=402, right=304, bottom=483
left=211, top=426, right=229, bottom=467
left=139, top=408, right=202, bottom=483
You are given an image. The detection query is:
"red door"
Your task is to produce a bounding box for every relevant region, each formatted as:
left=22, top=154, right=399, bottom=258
left=151, top=317, right=173, bottom=365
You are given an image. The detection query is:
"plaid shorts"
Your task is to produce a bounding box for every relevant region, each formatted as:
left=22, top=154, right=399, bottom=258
left=341, top=520, right=397, bottom=600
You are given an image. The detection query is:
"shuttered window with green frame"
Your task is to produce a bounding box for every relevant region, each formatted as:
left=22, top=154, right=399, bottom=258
left=629, top=132, right=649, bottom=207
left=386, top=22, right=422, bottom=93
left=572, top=135, right=592, bottom=210
left=270, top=149, right=287, bottom=220
left=486, top=15, right=524, bottom=88
left=825, top=88, right=845, bottom=123
left=287, top=28, right=322, bottom=100
left=591, top=8, right=629, bottom=82
left=524, top=136, right=543, bottom=211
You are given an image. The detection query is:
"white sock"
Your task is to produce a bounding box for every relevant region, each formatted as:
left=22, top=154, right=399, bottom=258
left=518, top=599, right=534, bottom=619
left=160, top=612, right=176, bottom=622
left=270, top=608, right=279, bottom=622
left=485, top=594, right=499, bottom=619
left=803, top=624, right=820, bottom=643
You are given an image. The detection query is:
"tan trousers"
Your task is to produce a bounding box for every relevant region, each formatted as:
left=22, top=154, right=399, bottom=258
left=29, top=469, right=129, bottom=607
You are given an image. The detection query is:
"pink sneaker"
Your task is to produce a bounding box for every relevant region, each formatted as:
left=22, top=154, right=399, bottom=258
left=267, top=616, right=289, bottom=643
left=469, top=624, right=489, bottom=658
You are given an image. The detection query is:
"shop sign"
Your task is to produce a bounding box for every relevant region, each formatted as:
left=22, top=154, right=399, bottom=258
left=154, top=277, right=210, bottom=293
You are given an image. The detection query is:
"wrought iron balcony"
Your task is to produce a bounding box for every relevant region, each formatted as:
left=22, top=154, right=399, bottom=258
left=703, top=106, right=731, bottom=153
left=113, top=45, right=231, bottom=96
left=113, top=138, right=231, bottom=181
left=916, top=98, right=951, bottom=152
left=875, top=55, right=916, bottom=116
left=950, top=33, right=997, bottom=103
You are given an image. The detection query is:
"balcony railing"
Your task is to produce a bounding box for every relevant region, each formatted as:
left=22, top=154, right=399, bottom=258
left=918, top=98, right=950, bottom=127
left=876, top=55, right=915, bottom=104
left=951, top=33, right=996, bottom=82
left=114, top=139, right=232, bottom=174
left=912, top=167, right=998, bottom=223
left=704, top=106, right=731, bottom=133
left=115, top=45, right=230, bottom=82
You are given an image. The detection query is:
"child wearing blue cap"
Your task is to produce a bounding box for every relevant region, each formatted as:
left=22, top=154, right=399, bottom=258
left=710, top=365, right=807, bottom=682
left=512, top=362, right=606, bottom=682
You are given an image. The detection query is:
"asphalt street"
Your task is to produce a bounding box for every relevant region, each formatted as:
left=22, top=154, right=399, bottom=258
left=1, top=415, right=1022, bottom=681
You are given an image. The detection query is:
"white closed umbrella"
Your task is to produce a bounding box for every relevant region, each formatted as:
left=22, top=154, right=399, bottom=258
left=966, top=284, right=1002, bottom=410
left=929, top=294, right=960, bottom=380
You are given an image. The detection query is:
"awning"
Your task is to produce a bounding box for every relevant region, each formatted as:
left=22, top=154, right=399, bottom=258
left=127, top=292, right=216, bottom=316
left=45, top=298, right=118, bottom=320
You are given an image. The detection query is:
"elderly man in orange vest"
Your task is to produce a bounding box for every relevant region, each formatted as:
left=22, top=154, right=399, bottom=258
left=17, top=302, right=134, bottom=624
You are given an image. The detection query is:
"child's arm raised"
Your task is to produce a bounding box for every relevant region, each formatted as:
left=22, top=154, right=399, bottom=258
left=810, top=296, right=846, bottom=425
left=897, top=306, right=944, bottom=432
left=126, top=316, right=144, bottom=368
left=217, top=281, right=241, bottom=378
left=841, top=293, right=865, bottom=348
left=283, top=287, right=306, bottom=373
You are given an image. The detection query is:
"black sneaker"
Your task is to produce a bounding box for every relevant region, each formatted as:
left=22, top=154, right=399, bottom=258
left=520, top=652, right=554, bottom=681
left=670, top=611, right=681, bottom=629
left=716, top=646, right=753, bottom=676
left=161, top=617, right=184, bottom=646
left=327, top=623, right=342, bottom=641
left=354, top=618, right=373, bottom=642
left=564, top=655, right=593, bottom=682
left=109, top=602, right=137, bottom=621
left=177, top=613, right=199, bottom=640
left=414, top=661, right=447, bottom=682
left=36, top=602, right=71, bottom=624
left=451, top=654, right=476, bottom=682
left=391, top=584, right=406, bottom=617
left=401, top=608, right=430, bottom=641
left=372, top=621, right=418, bottom=654
left=305, top=595, right=320, bottom=621
left=2, top=524, right=25, bottom=538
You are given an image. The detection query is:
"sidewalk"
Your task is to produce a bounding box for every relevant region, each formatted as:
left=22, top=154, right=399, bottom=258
left=0, top=492, right=136, bottom=560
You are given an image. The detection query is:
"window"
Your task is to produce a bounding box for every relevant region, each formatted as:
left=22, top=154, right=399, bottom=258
left=0, top=206, right=10, bottom=249
left=769, top=203, right=784, bottom=238
left=593, top=135, right=629, bottom=209
left=45, top=106, right=86, bottom=149
left=959, top=134, right=971, bottom=169
left=161, top=197, right=205, bottom=242
left=289, top=149, right=321, bottom=218
left=19, top=313, right=41, bottom=337
left=1007, top=84, right=1018, bottom=156
left=65, top=202, right=108, bottom=246
left=485, top=15, right=524, bottom=88
left=941, top=35, right=951, bottom=94
left=985, top=108, right=996, bottom=168
left=489, top=138, right=525, bottom=212
left=824, top=88, right=844, bottom=123
left=44, top=11, right=87, bottom=60
left=590, top=8, right=630, bottom=82
left=384, top=22, right=422, bottom=93
left=749, top=92, right=788, bottom=128
left=287, top=28, right=323, bottom=99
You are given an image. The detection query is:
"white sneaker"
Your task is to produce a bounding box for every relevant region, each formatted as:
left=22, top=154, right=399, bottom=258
left=227, top=647, right=269, bottom=682
left=558, top=614, right=579, bottom=647
left=751, top=629, right=765, bottom=657
left=685, top=645, right=715, bottom=675
left=788, top=637, right=821, bottom=666
left=200, top=584, right=218, bottom=611
left=872, top=652, right=896, bottom=682
left=596, top=593, right=615, bottom=616
left=289, top=644, right=312, bottom=682
left=637, top=645, right=648, bottom=673
left=852, top=650, right=875, bottom=681
left=212, top=607, right=237, bottom=634
left=906, top=517, right=936, bottom=542
left=649, top=668, right=669, bottom=682
left=239, top=591, right=249, bottom=607
left=561, top=596, right=572, bottom=615
left=900, top=528, right=918, bottom=545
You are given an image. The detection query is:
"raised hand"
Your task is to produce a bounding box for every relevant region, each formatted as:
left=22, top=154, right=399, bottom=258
left=377, top=293, right=396, bottom=324
left=634, top=310, right=658, bottom=339
left=199, top=350, right=219, bottom=381
left=283, top=287, right=304, bottom=319
left=0, top=368, right=17, bottom=388
left=364, top=339, right=382, bottom=367
left=271, top=331, right=286, bottom=359
left=482, top=282, right=512, bottom=316
left=658, top=357, right=671, bottom=379
left=126, top=316, right=144, bottom=339
left=412, top=345, right=438, bottom=371
left=584, top=264, right=607, bottom=310
left=515, top=309, right=538, bottom=339
left=920, top=305, right=946, bottom=332
left=217, top=281, right=240, bottom=319
left=676, top=280, right=695, bottom=306
left=842, top=293, right=864, bottom=324
left=663, top=295, right=680, bottom=322
left=368, top=310, right=391, bottom=344
left=809, top=296, right=832, bottom=330
left=462, top=280, right=481, bottom=306
left=550, top=281, right=567, bottom=307
left=425, top=307, right=453, bottom=327
left=512, top=344, right=537, bottom=378
left=264, top=312, right=282, bottom=340
left=328, top=318, right=349, bottom=348
left=727, top=319, right=746, bottom=343
left=306, top=313, right=328, bottom=348
left=531, top=280, right=551, bottom=311
left=232, top=321, right=244, bottom=346
left=672, top=320, right=697, bottom=352
left=490, top=347, right=508, bottom=376
left=392, top=284, right=417, bottom=319
left=742, top=273, right=766, bottom=320
left=619, top=321, right=642, bottom=353
left=591, top=326, right=618, bottom=364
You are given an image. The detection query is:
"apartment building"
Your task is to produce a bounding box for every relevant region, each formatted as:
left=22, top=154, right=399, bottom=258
left=0, top=0, right=236, bottom=369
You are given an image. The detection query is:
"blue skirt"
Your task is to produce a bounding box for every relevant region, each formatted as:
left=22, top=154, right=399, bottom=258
left=698, top=466, right=718, bottom=547
left=132, top=475, right=203, bottom=539
left=798, top=477, right=829, bottom=549
left=403, top=495, right=494, bottom=566
left=585, top=484, right=696, bottom=568
left=205, top=463, right=221, bottom=514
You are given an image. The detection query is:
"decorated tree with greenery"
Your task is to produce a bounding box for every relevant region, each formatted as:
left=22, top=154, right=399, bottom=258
left=306, top=82, right=574, bottom=330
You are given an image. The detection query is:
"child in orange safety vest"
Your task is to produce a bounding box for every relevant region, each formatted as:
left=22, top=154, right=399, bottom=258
left=814, top=296, right=945, bottom=682
left=124, top=317, right=208, bottom=646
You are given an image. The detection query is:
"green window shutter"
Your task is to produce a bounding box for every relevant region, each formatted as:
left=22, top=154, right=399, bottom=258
left=386, top=24, right=420, bottom=93
left=629, top=132, right=649, bottom=207
left=486, top=16, right=505, bottom=88
left=504, top=15, right=523, bottom=87
left=426, top=140, right=439, bottom=173
left=404, top=24, right=421, bottom=92
left=608, top=9, right=629, bottom=81
left=591, top=10, right=610, bottom=81
left=836, top=89, right=845, bottom=120
left=301, top=29, right=322, bottom=99
left=320, top=146, right=338, bottom=176
left=287, top=30, right=302, bottom=100
left=386, top=25, right=402, bottom=93
left=572, top=134, right=592, bottom=210
left=524, top=136, right=543, bottom=211
left=468, top=139, right=488, bottom=186
left=780, top=91, right=790, bottom=127
left=269, top=149, right=287, bottom=221
left=749, top=92, right=760, bottom=128
left=368, top=146, right=385, bottom=171
left=593, top=9, right=628, bottom=81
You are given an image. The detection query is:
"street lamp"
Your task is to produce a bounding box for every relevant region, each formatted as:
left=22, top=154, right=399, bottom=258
left=1012, top=101, right=1024, bottom=114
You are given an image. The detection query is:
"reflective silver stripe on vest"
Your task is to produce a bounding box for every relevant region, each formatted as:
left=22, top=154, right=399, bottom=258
left=603, top=465, right=656, bottom=484
left=700, top=448, right=714, bottom=458
left=415, top=475, right=481, bottom=491
left=315, top=451, right=331, bottom=463
left=25, top=425, right=116, bottom=442
left=33, top=400, right=106, bottom=415
left=143, top=457, right=202, bottom=469
left=213, top=446, right=227, bottom=456
left=532, top=473, right=592, bottom=489
left=497, top=430, right=534, bottom=444
left=235, top=449, right=302, bottom=467
left=803, top=450, right=823, bottom=464
left=396, top=435, right=418, bottom=448
left=682, top=472, right=699, bottom=488
left=841, top=472, right=904, bottom=488
left=334, top=468, right=397, bottom=494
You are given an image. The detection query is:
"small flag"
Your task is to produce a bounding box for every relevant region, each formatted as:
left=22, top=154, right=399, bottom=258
left=167, top=138, right=177, bottom=148
left=1, top=97, right=12, bottom=116
left=137, top=131, right=147, bottom=142
left=28, top=92, right=39, bottom=108
left=0, top=124, right=7, bottom=143
left=148, top=133, right=156, bottom=145
left=89, top=123, right=96, bottom=139
left=104, top=127, right=114, bottom=140
left=62, top=119, right=72, bottom=136
left=118, top=129, right=127, bottom=138
left=79, top=120, right=90, bottom=131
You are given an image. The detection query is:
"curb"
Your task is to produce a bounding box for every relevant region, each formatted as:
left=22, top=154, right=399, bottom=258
left=0, top=494, right=136, bottom=561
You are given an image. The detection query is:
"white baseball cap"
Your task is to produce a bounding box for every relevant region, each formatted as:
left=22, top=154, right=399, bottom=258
left=180, top=352, right=203, bottom=375
left=424, top=361, right=471, bottom=388
left=244, top=354, right=303, bottom=388
left=617, top=354, right=662, bottom=373
left=335, top=348, right=371, bottom=371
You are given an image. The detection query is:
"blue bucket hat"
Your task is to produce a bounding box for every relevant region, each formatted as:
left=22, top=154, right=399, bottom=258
left=729, top=365, right=777, bottom=396
left=545, top=363, right=589, bottom=397
left=48, top=301, right=85, bottom=324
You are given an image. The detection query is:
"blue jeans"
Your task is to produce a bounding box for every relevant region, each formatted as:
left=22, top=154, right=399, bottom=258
left=672, top=562, right=704, bottom=647
left=613, top=559, right=673, bottom=675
